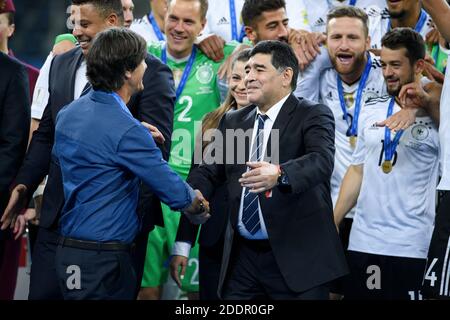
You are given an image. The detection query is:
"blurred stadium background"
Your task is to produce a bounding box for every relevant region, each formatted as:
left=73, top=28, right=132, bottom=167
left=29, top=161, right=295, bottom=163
left=10, top=0, right=148, bottom=68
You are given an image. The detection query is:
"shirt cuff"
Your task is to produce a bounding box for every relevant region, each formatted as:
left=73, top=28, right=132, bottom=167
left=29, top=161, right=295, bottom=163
left=172, top=241, right=192, bottom=258
left=181, top=183, right=196, bottom=211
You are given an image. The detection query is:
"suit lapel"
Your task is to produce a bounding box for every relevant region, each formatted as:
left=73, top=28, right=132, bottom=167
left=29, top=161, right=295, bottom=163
left=264, top=94, right=297, bottom=163
left=68, top=49, right=84, bottom=100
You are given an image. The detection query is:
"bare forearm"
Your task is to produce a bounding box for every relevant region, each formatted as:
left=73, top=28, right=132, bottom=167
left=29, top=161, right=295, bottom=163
left=422, top=0, right=450, bottom=42
left=424, top=82, right=443, bottom=127
left=334, top=165, right=363, bottom=226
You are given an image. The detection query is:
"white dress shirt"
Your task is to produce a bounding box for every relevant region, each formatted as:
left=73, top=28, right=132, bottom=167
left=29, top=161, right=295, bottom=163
left=173, top=93, right=290, bottom=256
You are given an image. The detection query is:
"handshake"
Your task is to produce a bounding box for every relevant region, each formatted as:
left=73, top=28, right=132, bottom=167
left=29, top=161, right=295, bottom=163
left=182, top=189, right=211, bottom=224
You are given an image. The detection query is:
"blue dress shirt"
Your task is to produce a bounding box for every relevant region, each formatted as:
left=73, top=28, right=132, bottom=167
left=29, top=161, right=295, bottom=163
left=53, top=90, right=195, bottom=244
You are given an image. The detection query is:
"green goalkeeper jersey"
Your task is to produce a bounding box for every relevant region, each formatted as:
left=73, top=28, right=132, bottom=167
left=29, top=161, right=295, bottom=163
left=148, top=42, right=236, bottom=178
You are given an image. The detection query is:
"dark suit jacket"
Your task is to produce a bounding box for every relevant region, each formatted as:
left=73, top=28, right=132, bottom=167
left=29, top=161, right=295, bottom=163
left=187, top=94, right=348, bottom=295
left=0, top=53, right=30, bottom=215
left=15, top=47, right=175, bottom=232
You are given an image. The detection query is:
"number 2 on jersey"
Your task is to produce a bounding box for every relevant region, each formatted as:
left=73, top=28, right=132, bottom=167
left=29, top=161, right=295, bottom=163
left=178, top=96, right=193, bottom=122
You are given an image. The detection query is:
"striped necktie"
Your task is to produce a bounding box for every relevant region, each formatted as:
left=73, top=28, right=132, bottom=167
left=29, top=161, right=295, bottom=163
left=242, top=114, right=269, bottom=235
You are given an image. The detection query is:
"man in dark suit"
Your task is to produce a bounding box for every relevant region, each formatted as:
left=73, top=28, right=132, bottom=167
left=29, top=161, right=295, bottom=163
left=186, top=40, right=348, bottom=299
left=0, top=52, right=30, bottom=299
left=0, top=0, right=175, bottom=300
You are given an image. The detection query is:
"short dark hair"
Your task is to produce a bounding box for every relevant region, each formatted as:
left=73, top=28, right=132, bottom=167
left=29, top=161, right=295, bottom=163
left=241, top=0, right=286, bottom=27
left=381, top=27, right=425, bottom=65
left=166, top=0, right=208, bottom=20
left=71, top=0, right=124, bottom=23
left=249, top=40, right=298, bottom=90
left=326, top=5, right=369, bottom=37
left=86, top=27, right=147, bottom=92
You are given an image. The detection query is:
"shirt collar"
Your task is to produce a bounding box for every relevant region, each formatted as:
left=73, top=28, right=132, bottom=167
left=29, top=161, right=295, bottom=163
left=256, top=93, right=290, bottom=122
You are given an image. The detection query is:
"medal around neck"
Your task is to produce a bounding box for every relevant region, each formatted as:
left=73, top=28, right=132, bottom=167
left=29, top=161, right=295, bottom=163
left=382, top=160, right=392, bottom=174
left=349, top=136, right=357, bottom=148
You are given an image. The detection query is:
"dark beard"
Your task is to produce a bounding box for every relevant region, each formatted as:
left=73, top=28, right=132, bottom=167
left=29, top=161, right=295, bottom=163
left=389, top=9, right=406, bottom=19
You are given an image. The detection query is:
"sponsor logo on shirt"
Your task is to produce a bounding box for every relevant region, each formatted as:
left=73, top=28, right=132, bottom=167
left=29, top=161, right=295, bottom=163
left=217, top=17, right=229, bottom=25
left=313, top=17, right=326, bottom=28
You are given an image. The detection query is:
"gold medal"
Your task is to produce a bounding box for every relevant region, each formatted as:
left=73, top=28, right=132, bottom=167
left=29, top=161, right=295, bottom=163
left=382, top=160, right=393, bottom=174
left=349, top=136, right=357, bottom=148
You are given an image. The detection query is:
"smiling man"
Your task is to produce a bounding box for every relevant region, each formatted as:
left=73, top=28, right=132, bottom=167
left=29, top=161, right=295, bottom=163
left=140, top=0, right=238, bottom=300
left=185, top=40, right=348, bottom=300
left=334, top=27, right=439, bottom=300
left=52, top=27, right=207, bottom=300
left=1, top=0, right=176, bottom=300
left=369, top=0, right=435, bottom=49
left=296, top=7, right=388, bottom=297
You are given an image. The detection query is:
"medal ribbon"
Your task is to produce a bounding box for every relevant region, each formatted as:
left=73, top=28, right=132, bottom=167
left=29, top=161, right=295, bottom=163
left=148, top=12, right=165, bottom=41
left=161, top=44, right=197, bottom=101
left=388, top=9, right=427, bottom=33
left=229, top=0, right=246, bottom=42
left=337, top=52, right=372, bottom=138
left=384, top=97, right=404, bottom=162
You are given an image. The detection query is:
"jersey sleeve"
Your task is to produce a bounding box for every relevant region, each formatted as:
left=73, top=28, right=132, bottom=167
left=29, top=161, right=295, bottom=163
left=294, top=47, right=331, bottom=102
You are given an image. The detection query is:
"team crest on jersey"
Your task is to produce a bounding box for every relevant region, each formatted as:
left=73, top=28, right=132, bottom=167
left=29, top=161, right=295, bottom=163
left=363, top=88, right=381, bottom=102
left=196, top=63, right=214, bottom=84
left=411, top=124, right=430, bottom=141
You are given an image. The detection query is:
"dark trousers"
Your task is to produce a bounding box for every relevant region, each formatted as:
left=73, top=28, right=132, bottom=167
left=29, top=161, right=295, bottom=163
left=131, top=230, right=150, bottom=298
left=55, top=242, right=136, bottom=300
left=199, top=239, right=224, bottom=300
left=0, top=229, right=21, bottom=299
left=344, top=250, right=426, bottom=300
left=28, top=226, right=63, bottom=300
left=223, top=235, right=329, bottom=300
left=422, top=190, right=450, bottom=299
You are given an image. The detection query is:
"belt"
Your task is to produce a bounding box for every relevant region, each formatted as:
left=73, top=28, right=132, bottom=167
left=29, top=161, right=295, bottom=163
left=236, top=234, right=271, bottom=252
left=58, top=237, right=132, bottom=252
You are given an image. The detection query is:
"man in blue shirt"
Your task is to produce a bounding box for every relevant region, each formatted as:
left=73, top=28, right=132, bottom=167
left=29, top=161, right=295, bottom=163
left=52, top=27, right=209, bottom=300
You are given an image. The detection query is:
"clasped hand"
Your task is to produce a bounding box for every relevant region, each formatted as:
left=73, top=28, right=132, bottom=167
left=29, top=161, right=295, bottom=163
left=183, top=189, right=210, bottom=224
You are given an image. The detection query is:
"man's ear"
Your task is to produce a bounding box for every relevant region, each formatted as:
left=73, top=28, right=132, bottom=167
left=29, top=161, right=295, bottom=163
left=124, top=70, right=132, bottom=80
left=244, top=26, right=256, bottom=44
left=415, top=58, right=425, bottom=75
left=365, top=35, right=371, bottom=51
left=7, top=23, right=15, bottom=38
left=199, top=18, right=206, bottom=35
left=282, top=68, right=294, bottom=88
left=106, top=13, right=120, bottom=26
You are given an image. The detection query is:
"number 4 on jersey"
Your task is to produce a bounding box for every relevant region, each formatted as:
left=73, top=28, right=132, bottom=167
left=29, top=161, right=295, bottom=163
left=423, top=258, right=438, bottom=287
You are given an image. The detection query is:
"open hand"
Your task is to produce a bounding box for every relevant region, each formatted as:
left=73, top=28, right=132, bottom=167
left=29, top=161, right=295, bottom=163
left=239, top=161, right=280, bottom=193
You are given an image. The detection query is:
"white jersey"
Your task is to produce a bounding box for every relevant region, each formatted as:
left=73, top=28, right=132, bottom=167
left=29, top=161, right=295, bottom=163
left=201, top=0, right=310, bottom=43
left=130, top=14, right=165, bottom=44
left=349, top=96, right=439, bottom=259
left=438, top=53, right=450, bottom=190
left=297, top=50, right=387, bottom=218
left=30, top=52, right=87, bottom=120
left=31, top=52, right=53, bottom=120
left=368, top=8, right=434, bottom=49
left=303, top=0, right=387, bottom=33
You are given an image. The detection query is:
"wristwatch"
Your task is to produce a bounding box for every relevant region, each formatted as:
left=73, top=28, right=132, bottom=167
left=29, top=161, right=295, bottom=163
left=277, top=165, right=290, bottom=186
